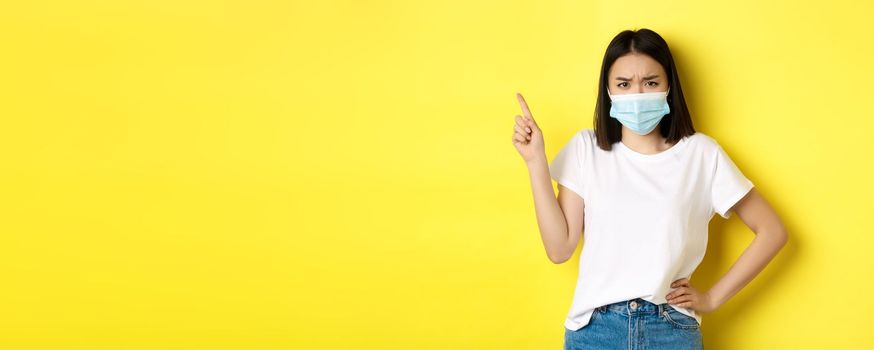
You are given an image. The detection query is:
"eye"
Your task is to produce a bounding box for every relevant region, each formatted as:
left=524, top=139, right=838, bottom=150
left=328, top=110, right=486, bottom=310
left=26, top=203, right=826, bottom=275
left=646, top=81, right=659, bottom=87
left=617, top=82, right=628, bottom=88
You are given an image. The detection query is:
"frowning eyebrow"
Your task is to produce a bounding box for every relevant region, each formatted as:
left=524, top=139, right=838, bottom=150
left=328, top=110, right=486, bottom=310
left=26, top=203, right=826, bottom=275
left=615, top=75, right=660, bottom=81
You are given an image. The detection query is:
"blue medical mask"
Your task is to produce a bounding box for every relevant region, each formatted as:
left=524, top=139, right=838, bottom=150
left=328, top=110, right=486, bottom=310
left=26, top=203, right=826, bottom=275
left=606, top=87, right=671, bottom=135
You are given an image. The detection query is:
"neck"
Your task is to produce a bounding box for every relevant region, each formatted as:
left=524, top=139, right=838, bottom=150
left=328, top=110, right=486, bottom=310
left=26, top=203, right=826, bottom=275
left=620, top=127, right=674, bottom=155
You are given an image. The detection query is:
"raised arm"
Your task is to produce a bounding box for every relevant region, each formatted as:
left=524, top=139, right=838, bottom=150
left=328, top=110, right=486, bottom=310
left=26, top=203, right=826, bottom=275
left=512, top=92, right=584, bottom=264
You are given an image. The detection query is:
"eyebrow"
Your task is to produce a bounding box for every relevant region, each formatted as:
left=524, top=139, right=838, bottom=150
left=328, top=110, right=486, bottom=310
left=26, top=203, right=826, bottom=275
left=615, top=75, right=660, bottom=81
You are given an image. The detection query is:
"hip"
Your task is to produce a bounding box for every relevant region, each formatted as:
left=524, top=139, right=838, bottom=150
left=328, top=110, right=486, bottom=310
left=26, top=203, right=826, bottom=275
left=564, top=298, right=703, bottom=350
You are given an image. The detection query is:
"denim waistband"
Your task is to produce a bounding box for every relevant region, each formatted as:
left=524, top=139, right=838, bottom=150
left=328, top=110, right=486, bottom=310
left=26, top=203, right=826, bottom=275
left=598, top=297, right=669, bottom=316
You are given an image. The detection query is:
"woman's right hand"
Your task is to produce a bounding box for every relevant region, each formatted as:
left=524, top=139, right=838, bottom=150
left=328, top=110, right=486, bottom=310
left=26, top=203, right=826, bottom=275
left=512, top=92, right=546, bottom=164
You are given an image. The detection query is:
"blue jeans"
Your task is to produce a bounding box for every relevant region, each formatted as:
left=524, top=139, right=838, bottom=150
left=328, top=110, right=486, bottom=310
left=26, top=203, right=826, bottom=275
left=564, top=298, right=704, bottom=350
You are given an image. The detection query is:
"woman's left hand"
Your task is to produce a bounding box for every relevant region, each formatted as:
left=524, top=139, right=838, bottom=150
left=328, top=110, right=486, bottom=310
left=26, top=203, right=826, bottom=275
left=666, top=278, right=718, bottom=314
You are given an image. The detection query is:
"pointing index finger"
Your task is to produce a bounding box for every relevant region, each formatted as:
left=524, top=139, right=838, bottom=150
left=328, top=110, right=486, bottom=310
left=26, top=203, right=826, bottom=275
left=516, top=92, right=533, bottom=120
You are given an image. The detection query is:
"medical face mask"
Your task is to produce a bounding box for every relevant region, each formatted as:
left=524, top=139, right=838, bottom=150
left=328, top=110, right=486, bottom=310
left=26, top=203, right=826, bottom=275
left=606, top=87, right=671, bottom=135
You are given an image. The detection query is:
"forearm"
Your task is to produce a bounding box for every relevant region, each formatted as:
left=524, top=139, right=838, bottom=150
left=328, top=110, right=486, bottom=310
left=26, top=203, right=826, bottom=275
left=526, top=156, right=571, bottom=262
left=707, top=228, right=789, bottom=308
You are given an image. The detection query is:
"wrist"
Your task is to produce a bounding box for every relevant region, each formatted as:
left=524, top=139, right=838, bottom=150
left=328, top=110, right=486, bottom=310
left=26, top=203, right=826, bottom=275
left=526, top=154, right=548, bottom=168
left=705, top=289, right=724, bottom=311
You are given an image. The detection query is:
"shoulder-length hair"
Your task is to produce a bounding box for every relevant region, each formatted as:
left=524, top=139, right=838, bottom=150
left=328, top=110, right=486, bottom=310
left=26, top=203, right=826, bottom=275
left=593, top=28, right=696, bottom=151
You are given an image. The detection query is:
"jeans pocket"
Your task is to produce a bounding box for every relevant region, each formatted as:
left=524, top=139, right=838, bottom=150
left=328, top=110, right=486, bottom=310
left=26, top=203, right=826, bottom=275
left=660, top=307, right=700, bottom=330
left=593, top=305, right=608, bottom=318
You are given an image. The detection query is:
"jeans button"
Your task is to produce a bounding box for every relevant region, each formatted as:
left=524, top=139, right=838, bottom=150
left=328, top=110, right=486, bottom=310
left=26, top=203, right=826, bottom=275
left=630, top=301, right=638, bottom=310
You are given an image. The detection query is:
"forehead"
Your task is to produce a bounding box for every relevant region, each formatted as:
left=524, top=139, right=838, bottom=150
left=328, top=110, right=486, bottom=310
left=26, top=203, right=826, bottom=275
left=608, top=53, right=665, bottom=77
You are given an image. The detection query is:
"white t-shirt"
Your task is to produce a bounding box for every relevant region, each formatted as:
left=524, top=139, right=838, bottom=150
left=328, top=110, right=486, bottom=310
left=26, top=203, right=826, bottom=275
left=549, top=128, right=754, bottom=331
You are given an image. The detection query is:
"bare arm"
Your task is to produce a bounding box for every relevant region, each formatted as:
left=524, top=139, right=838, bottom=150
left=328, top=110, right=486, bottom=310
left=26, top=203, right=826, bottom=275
left=511, top=92, right=584, bottom=264
left=525, top=156, right=584, bottom=263
left=705, top=187, right=789, bottom=309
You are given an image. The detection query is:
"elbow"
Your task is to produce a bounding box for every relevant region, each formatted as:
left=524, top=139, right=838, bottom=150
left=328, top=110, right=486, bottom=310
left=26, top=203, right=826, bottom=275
left=549, top=255, right=568, bottom=264
left=547, top=233, right=578, bottom=264
left=765, top=225, right=790, bottom=248
left=548, top=251, right=572, bottom=264
left=778, top=228, right=790, bottom=247
left=773, top=222, right=790, bottom=247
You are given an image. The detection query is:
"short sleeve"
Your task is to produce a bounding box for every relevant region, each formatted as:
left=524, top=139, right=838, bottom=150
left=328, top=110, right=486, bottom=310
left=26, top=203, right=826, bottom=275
left=711, top=144, right=754, bottom=219
left=549, top=131, right=586, bottom=199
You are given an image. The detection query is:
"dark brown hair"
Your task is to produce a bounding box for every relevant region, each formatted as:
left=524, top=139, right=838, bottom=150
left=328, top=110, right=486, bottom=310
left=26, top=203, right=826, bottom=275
left=593, top=28, right=696, bottom=150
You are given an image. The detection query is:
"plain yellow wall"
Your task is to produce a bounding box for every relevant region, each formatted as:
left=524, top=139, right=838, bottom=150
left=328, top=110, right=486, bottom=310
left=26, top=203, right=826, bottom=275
left=1, top=0, right=872, bottom=349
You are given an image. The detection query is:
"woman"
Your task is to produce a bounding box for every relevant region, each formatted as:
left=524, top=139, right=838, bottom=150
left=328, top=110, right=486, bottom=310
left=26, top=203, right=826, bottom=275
left=511, top=28, right=788, bottom=349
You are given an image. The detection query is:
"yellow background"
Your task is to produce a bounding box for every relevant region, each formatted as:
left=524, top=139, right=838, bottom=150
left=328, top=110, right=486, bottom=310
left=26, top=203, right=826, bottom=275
left=1, top=0, right=872, bottom=348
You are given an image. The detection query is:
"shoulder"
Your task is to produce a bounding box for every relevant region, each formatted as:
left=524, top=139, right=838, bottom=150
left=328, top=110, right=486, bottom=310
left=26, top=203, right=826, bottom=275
left=576, top=128, right=596, bottom=145
left=557, top=128, right=594, bottom=148
left=687, top=131, right=722, bottom=153
left=687, top=132, right=740, bottom=167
